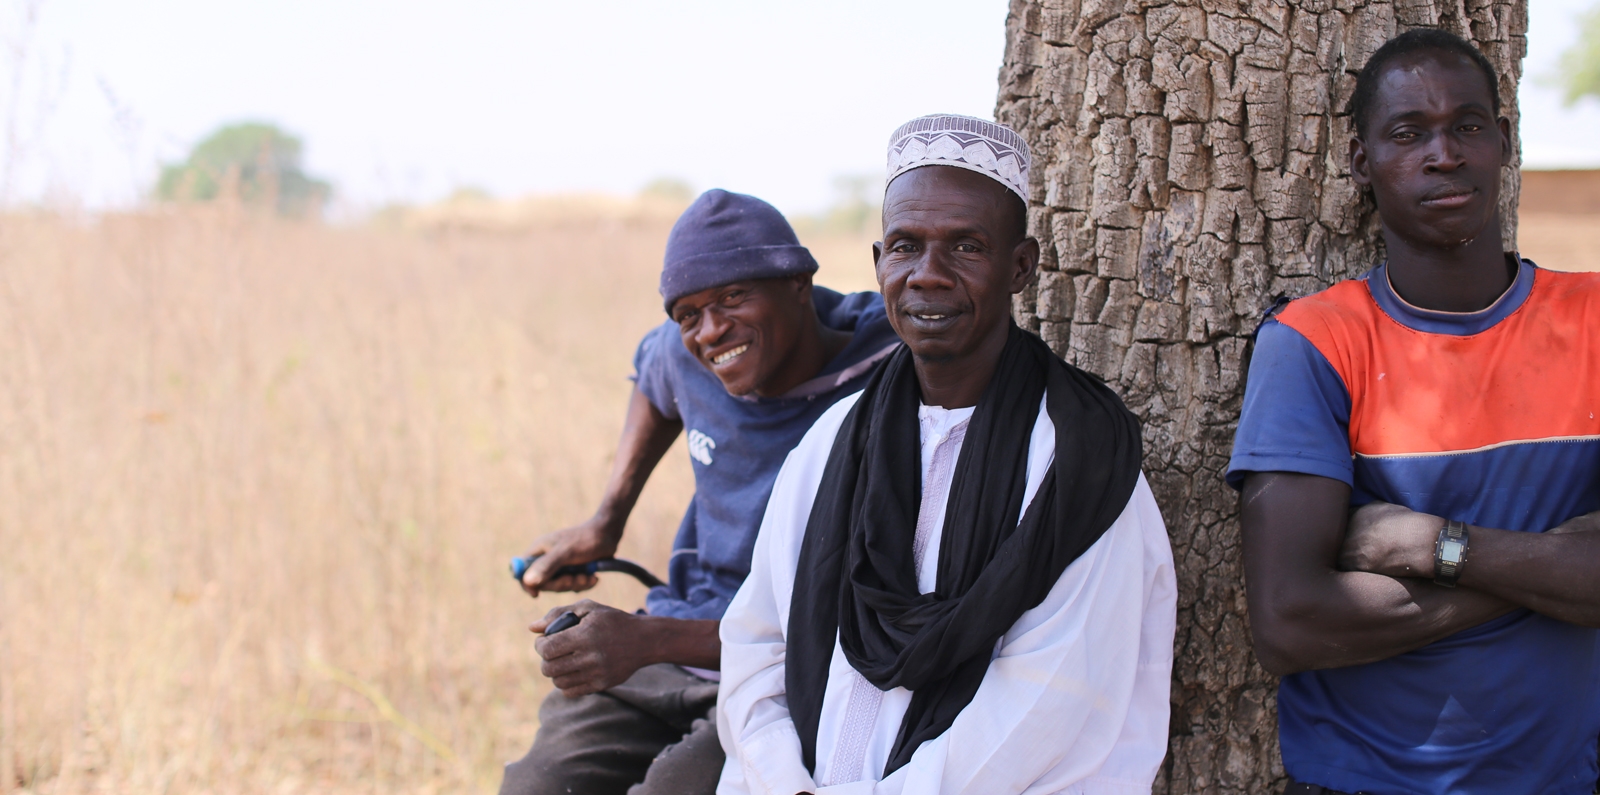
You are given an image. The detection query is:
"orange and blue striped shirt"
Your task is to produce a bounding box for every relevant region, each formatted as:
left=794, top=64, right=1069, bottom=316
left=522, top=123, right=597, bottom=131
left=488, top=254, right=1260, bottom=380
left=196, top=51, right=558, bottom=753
left=1228, top=258, right=1600, bottom=795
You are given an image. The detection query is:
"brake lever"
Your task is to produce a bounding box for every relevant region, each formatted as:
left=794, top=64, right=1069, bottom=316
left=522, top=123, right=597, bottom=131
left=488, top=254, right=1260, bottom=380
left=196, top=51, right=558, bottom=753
left=542, top=611, right=581, bottom=635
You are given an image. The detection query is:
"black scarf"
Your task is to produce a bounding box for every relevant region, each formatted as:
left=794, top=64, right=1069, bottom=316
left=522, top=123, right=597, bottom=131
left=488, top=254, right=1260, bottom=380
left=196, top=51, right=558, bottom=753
left=786, top=324, right=1142, bottom=776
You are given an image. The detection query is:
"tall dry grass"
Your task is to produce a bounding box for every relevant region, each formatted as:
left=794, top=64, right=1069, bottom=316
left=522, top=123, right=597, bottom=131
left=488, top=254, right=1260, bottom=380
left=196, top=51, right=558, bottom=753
left=0, top=195, right=1591, bottom=795
left=0, top=201, right=875, bottom=794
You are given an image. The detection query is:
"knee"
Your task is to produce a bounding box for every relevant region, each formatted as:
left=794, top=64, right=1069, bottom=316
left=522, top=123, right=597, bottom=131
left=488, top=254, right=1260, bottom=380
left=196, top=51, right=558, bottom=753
left=631, top=718, right=725, bottom=795
left=498, top=751, right=559, bottom=795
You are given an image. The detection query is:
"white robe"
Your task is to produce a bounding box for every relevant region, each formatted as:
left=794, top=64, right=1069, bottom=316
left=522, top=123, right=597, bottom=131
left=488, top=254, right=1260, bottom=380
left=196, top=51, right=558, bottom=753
left=716, top=391, right=1177, bottom=795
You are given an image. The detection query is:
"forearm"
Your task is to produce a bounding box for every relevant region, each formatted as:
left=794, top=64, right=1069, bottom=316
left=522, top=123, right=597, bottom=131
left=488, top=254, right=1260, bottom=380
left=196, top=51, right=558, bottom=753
left=592, top=387, right=683, bottom=529
left=640, top=617, right=722, bottom=670
left=1455, top=523, right=1600, bottom=627
left=1252, top=570, right=1513, bottom=674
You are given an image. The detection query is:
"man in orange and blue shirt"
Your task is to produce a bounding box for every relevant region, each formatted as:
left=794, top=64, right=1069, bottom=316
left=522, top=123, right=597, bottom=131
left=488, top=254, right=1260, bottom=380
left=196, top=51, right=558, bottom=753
left=1228, top=29, right=1600, bottom=795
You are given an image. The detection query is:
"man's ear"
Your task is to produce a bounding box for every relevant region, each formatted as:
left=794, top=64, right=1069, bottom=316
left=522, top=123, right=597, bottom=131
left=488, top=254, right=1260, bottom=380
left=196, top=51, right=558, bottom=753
left=791, top=272, right=815, bottom=306
left=1009, top=237, right=1041, bottom=294
left=1497, top=116, right=1512, bottom=167
left=1349, top=135, right=1371, bottom=188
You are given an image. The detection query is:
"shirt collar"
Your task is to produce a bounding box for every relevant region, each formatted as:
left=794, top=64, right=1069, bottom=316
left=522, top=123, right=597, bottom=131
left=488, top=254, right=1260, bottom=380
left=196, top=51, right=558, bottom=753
left=917, top=403, right=976, bottom=438
left=1367, top=255, right=1535, bottom=336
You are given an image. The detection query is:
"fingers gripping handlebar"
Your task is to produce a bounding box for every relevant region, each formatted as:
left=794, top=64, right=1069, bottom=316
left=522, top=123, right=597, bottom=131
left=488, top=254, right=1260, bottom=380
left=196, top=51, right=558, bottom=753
left=508, top=555, right=666, bottom=590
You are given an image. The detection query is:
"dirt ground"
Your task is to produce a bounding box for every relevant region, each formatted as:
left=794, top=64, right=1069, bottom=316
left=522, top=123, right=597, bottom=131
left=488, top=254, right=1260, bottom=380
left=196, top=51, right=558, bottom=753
left=1519, top=212, right=1600, bottom=272
left=1518, top=170, right=1600, bottom=273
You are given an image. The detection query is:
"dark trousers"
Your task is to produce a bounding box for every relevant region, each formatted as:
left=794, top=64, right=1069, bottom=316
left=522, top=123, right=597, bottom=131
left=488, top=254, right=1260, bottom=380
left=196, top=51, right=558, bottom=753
left=499, top=663, right=723, bottom=795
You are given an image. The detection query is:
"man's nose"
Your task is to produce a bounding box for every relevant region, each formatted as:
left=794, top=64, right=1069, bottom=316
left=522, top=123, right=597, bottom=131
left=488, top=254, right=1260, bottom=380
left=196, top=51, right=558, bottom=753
left=1422, top=129, right=1467, bottom=173
left=904, top=247, right=957, bottom=292
left=693, top=307, right=732, bottom=348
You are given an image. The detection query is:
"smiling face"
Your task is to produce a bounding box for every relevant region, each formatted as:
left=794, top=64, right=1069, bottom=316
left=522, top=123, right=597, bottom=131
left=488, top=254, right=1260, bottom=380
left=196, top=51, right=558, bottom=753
left=874, top=166, right=1038, bottom=370
left=1350, top=50, right=1511, bottom=251
left=668, top=275, right=814, bottom=397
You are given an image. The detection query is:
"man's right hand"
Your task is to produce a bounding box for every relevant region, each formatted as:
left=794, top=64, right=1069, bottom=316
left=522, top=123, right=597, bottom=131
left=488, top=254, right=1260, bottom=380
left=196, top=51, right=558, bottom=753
left=530, top=601, right=721, bottom=695
left=519, top=518, right=622, bottom=597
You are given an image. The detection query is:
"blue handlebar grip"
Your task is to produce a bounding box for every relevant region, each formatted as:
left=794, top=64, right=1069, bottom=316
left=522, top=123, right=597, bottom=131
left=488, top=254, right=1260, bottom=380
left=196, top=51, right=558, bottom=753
left=510, top=555, right=599, bottom=584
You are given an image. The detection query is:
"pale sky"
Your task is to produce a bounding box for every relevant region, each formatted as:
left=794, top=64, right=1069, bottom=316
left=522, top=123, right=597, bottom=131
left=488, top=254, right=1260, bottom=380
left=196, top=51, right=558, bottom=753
left=3, top=0, right=1597, bottom=215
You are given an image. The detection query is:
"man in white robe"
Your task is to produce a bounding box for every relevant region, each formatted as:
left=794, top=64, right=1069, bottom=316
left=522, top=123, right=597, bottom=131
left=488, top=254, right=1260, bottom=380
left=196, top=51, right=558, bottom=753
left=715, top=114, right=1178, bottom=795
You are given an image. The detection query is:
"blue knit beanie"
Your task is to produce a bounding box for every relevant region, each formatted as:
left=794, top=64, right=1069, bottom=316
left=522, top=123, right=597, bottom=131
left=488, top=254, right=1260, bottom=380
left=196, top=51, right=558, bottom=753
left=659, top=189, right=818, bottom=313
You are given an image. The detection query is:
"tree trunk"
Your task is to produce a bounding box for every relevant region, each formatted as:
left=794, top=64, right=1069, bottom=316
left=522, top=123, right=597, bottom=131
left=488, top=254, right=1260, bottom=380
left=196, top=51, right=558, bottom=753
left=995, top=1, right=1524, bottom=792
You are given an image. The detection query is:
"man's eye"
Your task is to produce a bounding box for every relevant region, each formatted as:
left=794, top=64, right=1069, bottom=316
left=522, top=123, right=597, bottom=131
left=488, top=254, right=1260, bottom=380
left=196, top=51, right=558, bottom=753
left=1459, top=124, right=1482, bottom=132
left=1393, top=130, right=1418, bottom=142
left=954, top=243, right=979, bottom=253
left=891, top=242, right=917, bottom=253
left=721, top=291, right=745, bottom=303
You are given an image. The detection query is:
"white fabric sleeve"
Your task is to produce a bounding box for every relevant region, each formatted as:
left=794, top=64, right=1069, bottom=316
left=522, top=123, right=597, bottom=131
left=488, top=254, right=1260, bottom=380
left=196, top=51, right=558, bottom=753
left=717, top=394, right=861, bottom=795
left=818, top=476, right=1176, bottom=795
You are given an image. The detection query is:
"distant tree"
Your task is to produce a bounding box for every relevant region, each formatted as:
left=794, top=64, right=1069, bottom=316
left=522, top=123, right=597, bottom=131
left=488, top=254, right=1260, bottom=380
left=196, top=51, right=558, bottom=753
left=822, top=174, right=876, bottom=234
left=1556, top=2, right=1600, bottom=105
left=639, top=177, right=695, bottom=203
left=156, top=122, right=331, bottom=216
left=447, top=186, right=494, bottom=203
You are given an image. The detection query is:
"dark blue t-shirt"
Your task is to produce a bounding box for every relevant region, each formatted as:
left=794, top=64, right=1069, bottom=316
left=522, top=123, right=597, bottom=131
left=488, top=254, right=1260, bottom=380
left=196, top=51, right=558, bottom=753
left=634, top=287, right=899, bottom=620
left=1227, top=261, right=1600, bottom=795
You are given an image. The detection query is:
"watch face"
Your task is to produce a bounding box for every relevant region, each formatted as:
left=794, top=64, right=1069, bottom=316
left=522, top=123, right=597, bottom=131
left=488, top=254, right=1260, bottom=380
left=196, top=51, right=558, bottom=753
left=1441, top=540, right=1465, bottom=564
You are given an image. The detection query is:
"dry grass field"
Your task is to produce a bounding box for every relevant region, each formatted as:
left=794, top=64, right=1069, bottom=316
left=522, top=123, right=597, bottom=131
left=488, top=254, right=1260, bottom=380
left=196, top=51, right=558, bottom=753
left=0, top=199, right=877, bottom=795
left=0, top=195, right=1592, bottom=795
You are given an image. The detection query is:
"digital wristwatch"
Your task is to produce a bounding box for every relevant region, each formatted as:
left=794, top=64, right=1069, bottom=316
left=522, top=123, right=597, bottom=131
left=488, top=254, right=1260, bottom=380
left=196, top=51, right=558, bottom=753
left=1433, top=519, right=1469, bottom=587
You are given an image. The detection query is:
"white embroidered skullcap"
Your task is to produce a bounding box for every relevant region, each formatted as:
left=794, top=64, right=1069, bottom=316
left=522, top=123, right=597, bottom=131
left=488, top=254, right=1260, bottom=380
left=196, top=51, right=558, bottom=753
left=886, top=114, right=1031, bottom=204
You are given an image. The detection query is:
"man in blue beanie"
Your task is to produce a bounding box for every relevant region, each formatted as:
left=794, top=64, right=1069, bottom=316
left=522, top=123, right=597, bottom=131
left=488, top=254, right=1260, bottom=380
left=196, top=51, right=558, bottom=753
left=499, top=189, right=900, bottom=795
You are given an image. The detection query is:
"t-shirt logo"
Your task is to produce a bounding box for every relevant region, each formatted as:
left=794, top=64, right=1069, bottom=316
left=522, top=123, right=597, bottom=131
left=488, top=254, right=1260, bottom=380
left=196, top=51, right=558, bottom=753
left=687, top=429, right=716, bottom=466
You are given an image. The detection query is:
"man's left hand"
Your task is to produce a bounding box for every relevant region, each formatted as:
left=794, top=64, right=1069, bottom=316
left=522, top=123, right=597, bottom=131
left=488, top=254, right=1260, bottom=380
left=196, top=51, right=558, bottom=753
left=532, top=600, right=659, bottom=697
left=1340, top=502, right=1440, bottom=578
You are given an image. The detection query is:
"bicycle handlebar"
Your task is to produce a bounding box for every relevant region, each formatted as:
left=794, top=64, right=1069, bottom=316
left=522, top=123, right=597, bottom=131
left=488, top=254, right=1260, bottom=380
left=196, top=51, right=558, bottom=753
left=508, top=555, right=666, bottom=590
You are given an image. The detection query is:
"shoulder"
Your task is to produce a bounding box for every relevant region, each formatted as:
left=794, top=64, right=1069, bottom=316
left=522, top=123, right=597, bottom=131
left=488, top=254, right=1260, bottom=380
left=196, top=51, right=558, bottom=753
left=635, top=320, right=682, bottom=366
left=633, top=320, right=697, bottom=418
left=1246, top=315, right=1352, bottom=404
left=1275, top=277, right=1380, bottom=346
left=797, top=390, right=861, bottom=454
left=803, top=291, right=900, bottom=389
left=817, top=289, right=893, bottom=335
left=1113, top=473, right=1173, bottom=572
left=1268, top=277, right=1389, bottom=388
left=1528, top=264, right=1600, bottom=310
left=1252, top=316, right=1333, bottom=363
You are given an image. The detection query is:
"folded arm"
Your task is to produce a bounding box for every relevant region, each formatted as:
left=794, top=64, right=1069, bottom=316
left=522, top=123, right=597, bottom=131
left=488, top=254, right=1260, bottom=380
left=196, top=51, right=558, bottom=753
left=1240, top=472, right=1516, bottom=676
left=1340, top=502, right=1600, bottom=627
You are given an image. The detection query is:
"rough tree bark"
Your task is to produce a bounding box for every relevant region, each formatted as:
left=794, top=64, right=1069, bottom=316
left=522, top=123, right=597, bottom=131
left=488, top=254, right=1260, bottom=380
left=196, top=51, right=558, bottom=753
left=995, top=1, right=1524, bottom=792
